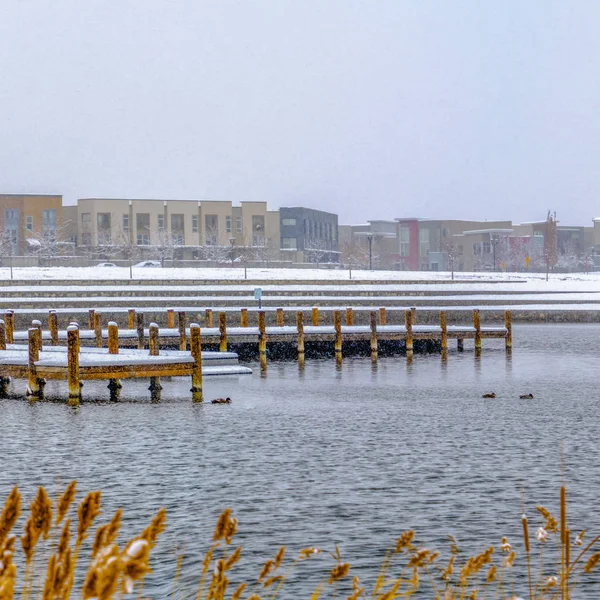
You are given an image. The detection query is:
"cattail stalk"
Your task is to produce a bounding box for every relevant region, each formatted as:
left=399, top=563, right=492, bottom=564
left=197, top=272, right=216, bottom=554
left=522, top=513, right=533, bottom=600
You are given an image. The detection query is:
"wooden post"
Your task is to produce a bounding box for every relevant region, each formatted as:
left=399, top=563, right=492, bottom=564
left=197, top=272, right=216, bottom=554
left=0, top=319, right=5, bottom=350
left=107, top=321, right=121, bottom=401
left=0, top=320, right=8, bottom=397
left=258, top=310, right=267, bottom=370
left=240, top=308, right=248, bottom=327
left=167, top=309, right=175, bottom=328
left=108, top=322, right=119, bottom=354
left=504, top=310, right=512, bottom=351
left=379, top=307, right=387, bottom=326
left=178, top=311, right=187, bottom=350
left=88, top=308, right=95, bottom=331
left=128, top=308, right=135, bottom=329
left=345, top=307, right=354, bottom=326
left=473, top=309, right=482, bottom=351
left=276, top=308, right=284, bottom=327
left=334, top=310, right=342, bottom=363
left=27, top=327, right=42, bottom=399
left=440, top=311, right=448, bottom=351
left=219, top=312, right=227, bottom=352
left=296, top=311, right=305, bottom=366
left=148, top=323, right=161, bottom=401
left=67, top=325, right=80, bottom=406
left=94, top=312, right=103, bottom=348
left=32, top=319, right=43, bottom=351
left=190, top=323, right=203, bottom=402
left=5, top=310, right=14, bottom=344
left=411, top=306, right=417, bottom=325
left=457, top=338, right=464, bottom=352
left=205, top=308, right=213, bottom=328
left=136, top=312, right=145, bottom=349
left=405, top=309, right=413, bottom=354
left=370, top=310, right=378, bottom=362
left=311, top=307, right=319, bottom=326
left=48, top=310, right=59, bottom=346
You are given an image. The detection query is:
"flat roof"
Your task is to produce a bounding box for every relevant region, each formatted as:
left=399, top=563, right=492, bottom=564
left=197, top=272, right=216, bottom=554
left=460, top=228, right=514, bottom=235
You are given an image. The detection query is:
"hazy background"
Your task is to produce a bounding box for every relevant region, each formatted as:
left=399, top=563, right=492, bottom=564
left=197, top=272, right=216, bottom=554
left=0, top=0, right=599, bottom=225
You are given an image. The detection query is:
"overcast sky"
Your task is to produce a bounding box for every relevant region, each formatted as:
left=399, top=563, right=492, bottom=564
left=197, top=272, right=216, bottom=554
left=1, top=1, right=599, bottom=225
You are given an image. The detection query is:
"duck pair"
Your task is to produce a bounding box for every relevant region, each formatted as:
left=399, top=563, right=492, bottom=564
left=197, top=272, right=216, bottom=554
left=481, top=392, right=534, bottom=399
left=211, top=397, right=231, bottom=404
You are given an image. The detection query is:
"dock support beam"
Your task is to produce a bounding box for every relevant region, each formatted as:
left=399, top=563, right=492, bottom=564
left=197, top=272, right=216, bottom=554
left=258, top=311, right=267, bottom=371
left=0, top=319, right=8, bottom=398
left=190, top=323, right=203, bottom=402
left=67, top=325, right=80, bottom=406
left=178, top=311, right=187, bottom=350
left=473, top=309, right=482, bottom=352
left=167, top=309, right=175, bottom=328
left=296, top=311, right=305, bottom=368
left=334, top=310, right=342, bottom=365
left=440, top=311, right=448, bottom=359
left=205, top=308, right=213, bottom=328
left=32, top=320, right=43, bottom=351
left=0, top=319, right=5, bottom=350
left=345, top=307, right=354, bottom=326
left=148, top=323, right=162, bottom=402
left=240, top=308, right=248, bottom=327
left=107, top=321, right=121, bottom=401
left=136, top=313, right=145, bottom=349
left=311, top=307, right=319, bottom=326
left=276, top=308, right=284, bottom=327
left=128, top=308, right=135, bottom=329
left=27, top=327, right=42, bottom=400
left=49, top=310, right=59, bottom=346
left=88, top=309, right=95, bottom=331
left=219, top=312, right=227, bottom=352
left=411, top=306, right=417, bottom=325
left=370, top=311, right=378, bottom=363
left=457, top=338, right=464, bottom=352
left=379, top=307, right=387, bottom=326
left=504, top=310, right=512, bottom=351
left=94, top=312, right=103, bottom=348
left=405, top=309, right=413, bottom=356
left=5, top=310, right=14, bottom=344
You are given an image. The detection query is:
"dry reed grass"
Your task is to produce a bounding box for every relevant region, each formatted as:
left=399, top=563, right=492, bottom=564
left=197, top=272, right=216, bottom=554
left=0, top=482, right=598, bottom=599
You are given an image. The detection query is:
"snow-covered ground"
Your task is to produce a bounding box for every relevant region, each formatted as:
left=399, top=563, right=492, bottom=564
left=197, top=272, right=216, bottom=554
left=3, top=266, right=600, bottom=292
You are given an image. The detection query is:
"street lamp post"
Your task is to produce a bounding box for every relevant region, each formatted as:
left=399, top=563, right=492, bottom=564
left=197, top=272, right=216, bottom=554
left=229, top=237, right=236, bottom=266
left=367, top=233, right=373, bottom=270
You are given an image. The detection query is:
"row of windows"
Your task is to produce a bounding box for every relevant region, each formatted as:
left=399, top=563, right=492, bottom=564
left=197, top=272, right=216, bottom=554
left=3, top=210, right=57, bottom=232
left=303, top=219, right=335, bottom=241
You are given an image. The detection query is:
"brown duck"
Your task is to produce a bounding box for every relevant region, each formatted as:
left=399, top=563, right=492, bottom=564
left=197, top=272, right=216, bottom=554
left=482, top=392, right=496, bottom=399
left=211, top=397, right=231, bottom=404
left=519, top=393, right=534, bottom=399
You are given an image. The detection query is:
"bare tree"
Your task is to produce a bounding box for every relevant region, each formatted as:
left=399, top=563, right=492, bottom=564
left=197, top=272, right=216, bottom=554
left=251, top=237, right=280, bottom=265
left=150, top=229, right=177, bottom=266
left=557, top=240, right=579, bottom=271
left=543, top=210, right=558, bottom=280
left=304, top=239, right=332, bottom=267
left=27, top=224, right=74, bottom=260
left=443, top=241, right=458, bottom=280
left=199, top=225, right=230, bottom=262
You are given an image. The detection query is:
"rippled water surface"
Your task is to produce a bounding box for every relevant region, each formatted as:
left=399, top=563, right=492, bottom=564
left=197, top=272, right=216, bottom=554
left=1, top=324, right=599, bottom=597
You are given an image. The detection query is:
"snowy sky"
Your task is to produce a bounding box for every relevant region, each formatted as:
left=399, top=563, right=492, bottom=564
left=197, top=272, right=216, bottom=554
left=0, top=1, right=599, bottom=226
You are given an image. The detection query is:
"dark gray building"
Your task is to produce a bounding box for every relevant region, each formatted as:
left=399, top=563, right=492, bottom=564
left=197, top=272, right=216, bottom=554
left=279, top=207, right=339, bottom=263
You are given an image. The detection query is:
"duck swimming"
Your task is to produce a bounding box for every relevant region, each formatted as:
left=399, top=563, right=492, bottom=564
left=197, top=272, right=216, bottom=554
left=211, top=397, right=231, bottom=404
left=482, top=392, right=496, bottom=399
left=519, top=393, right=534, bottom=399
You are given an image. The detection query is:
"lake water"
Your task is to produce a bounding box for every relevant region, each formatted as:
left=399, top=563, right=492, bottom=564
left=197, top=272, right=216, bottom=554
left=1, top=324, right=599, bottom=597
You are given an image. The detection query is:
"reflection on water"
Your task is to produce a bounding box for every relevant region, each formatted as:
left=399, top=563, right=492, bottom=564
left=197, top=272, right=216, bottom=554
left=1, top=324, right=599, bottom=597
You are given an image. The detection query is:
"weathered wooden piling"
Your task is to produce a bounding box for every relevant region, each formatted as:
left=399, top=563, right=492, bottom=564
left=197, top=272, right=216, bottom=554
left=345, top=307, right=354, bottom=326
left=473, top=309, right=482, bottom=351
left=334, top=310, right=342, bottom=363
left=178, top=311, right=187, bottom=350
left=107, top=321, right=121, bottom=401
left=219, top=312, right=227, bottom=352
left=27, top=327, right=42, bottom=399
left=370, top=311, right=378, bottom=362
left=94, top=312, right=103, bottom=348
left=276, top=308, right=284, bottom=327
left=32, top=320, right=43, bottom=351
left=440, top=311, right=448, bottom=351
left=5, top=310, right=14, bottom=344
left=258, top=310, right=267, bottom=370
left=311, top=307, right=319, bottom=326
left=136, top=313, right=145, bottom=349
left=0, top=319, right=5, bottom=351
left=405, top=309, right=413, bottom=354
left=411, top=306, right=417, bottom=325
left=128, top=308, right=135, bottom=329
left=49, top=310, right=59, bottom=346
left=205, top=308, right=213, bottom=328
left=148, top=322, right=162, bottom=401
left=240, top=308, right=248, bottom=327
left=296, top=311, right=305, bottom=365
left=167, top=309, right=175, bottom=328
left=190, top=323, right=203, bottom=402
left=88, top=309, right=95, bottom=331
left=504, top=310, right=512, bottom=351
left=0, top=320, right=7, bottom=397
left=379, top=307, right=387, bottom=326
left=67, top=325, right=80, bottom=406
left=457, top=338, right=464, bottom=352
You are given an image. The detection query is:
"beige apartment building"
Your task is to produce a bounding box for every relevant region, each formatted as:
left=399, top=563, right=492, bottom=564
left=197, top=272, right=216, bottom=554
left=76, top=198, right=280, bottom=255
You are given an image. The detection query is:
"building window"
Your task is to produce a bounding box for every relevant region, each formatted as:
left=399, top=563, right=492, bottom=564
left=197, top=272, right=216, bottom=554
left=26, top=216, right=33, bottom=231
left=458, top=244, right=463, bottom=256
left=236, top=216, right=242, bottom=233
left=399, top=225, right=410, bottom=256
left=43, top=209, right=57, bottom=230
left=82, top=232, right=91, bottom=245
left=81, top=213, right=91, bottom=224
left=282, top=218, right=296, bottom=226
left=158, top=214, right=165, bottom=231
left=97, top=213, right=111, bottom=245
left=123, top=214, right=129, bottom=231
left=482, top=242, right=491, bottom=254
left=205, top=215, right=218, bottom=244
left=281, top=237, right=297, bottom=249
left=192, top=215, right=198, bottom=233
left=419, top=228, right=429, bottom=258
left=136, top=213, right=150, bottom=245
left=226, top=216, right=232, bottom=233
left=473, top=242, right=482, bottom=255
left=171, top=214, right=184, bottom=245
